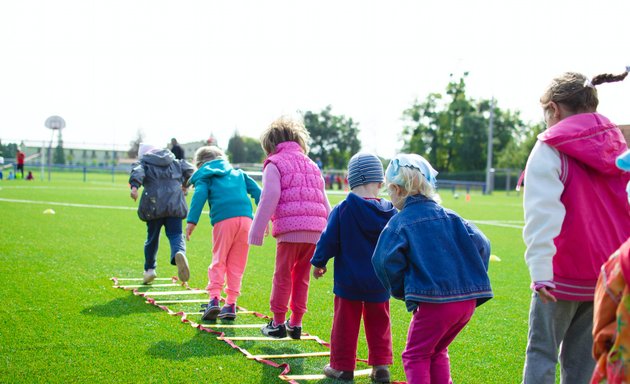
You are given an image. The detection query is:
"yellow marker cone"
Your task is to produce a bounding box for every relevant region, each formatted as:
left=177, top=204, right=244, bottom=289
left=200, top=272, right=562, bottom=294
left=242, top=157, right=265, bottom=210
left=490, top=254, right=501, bottom=262
left=43, top=209, right=56, bottom=214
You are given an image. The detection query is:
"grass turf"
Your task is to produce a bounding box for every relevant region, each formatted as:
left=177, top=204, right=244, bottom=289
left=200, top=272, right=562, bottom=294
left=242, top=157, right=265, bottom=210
left=0, top=175, right=531, bottom=383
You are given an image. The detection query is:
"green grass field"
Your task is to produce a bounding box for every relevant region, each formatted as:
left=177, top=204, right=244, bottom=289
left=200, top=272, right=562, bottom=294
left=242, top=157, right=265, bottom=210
left=0, top=175, right=531, bottom=383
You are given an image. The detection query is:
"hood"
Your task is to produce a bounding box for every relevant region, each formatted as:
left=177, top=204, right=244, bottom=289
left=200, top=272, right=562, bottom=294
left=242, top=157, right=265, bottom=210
left=346, top=192, right=396, bottom=239
left=141, top=149, right=175, bottom=167
left=190, top=159, right=233, bottom=184
left=539, top=113, right=627, bottom=175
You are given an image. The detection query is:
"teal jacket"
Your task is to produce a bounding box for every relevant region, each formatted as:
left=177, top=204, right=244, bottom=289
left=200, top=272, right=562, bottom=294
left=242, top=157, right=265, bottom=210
left=186, top=159, right=261, bottom=226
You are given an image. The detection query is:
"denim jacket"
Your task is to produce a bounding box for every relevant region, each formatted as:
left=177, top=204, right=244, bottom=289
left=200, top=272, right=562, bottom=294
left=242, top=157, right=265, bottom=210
left=372, top=194, right=493, bottom=312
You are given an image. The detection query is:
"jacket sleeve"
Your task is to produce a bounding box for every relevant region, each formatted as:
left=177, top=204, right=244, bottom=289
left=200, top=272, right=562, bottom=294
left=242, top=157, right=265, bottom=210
left=187, top=179, right=209, bottom=225
left=180, top=160, right=195, bottom=186
left=465, top=220, right=491, bottom=270
left=248, top=164, right=281, bottom=246
left=523, top=141, right=565, bottom=283
left=129, top=162, right=144, bottom=189
left=372, top=224, right=408, bottom=300
left=244, top=173, right=262, bottom=205
left=311, top=205, right=341, bottom=268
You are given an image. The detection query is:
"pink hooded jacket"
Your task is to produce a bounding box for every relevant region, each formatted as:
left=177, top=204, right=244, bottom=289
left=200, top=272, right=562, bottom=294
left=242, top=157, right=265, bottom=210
left=537, top=113, right=630, bottom=300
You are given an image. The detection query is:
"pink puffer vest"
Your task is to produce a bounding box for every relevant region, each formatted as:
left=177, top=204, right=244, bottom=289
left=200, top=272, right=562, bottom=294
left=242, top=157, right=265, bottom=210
left=263, top=141, right=328, bottom=237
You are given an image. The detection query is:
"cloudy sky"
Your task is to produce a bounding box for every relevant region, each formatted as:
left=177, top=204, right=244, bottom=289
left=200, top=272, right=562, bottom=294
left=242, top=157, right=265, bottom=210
left=1, top=0, right=628, bottom=158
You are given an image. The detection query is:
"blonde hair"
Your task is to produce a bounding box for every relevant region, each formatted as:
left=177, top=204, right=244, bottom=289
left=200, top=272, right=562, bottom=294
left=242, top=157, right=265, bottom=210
left=540, top=69, right=628, bottom=113
left=194, top=146, right=226, bottom=168
left=387, top=166, right=441, bottom=206
left=260, top=116, right=310, bottom=155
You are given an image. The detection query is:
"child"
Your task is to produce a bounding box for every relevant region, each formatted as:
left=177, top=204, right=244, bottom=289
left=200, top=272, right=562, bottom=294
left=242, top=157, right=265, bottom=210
left=185, top=146, right=261, bottom=320
left=129, top=143, right=194, bottom=284
left=249, top=116, right=331, bottom=339
left=372, top=154, right=492, bottom=384
left=592, top=149, right=630, bottom=384
left=311, top=153, right=396, bottom=383
left=521, top=69, right=630, bottom=384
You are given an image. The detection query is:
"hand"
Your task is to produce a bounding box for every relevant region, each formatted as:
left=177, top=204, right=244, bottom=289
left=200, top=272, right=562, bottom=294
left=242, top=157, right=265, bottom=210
left=130, top=187, right=138, bottom=201
left=537, top=287, right=557, bottom=303
left=181, top=185, right=188, bottom=196
left=264, top=223, right=270, bottom=237
left=313, top=266, right=327, bottom=279
left=185, top=223, right=196, bottom=241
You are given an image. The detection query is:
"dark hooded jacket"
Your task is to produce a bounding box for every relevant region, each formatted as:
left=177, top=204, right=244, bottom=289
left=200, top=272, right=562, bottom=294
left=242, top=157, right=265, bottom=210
left=311, top=192, right=397, bottom=302
left=129, top=149, right=194, bottom=221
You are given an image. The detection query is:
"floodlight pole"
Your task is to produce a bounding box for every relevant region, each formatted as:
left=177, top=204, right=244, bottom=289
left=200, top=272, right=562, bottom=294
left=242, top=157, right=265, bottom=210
left=484, top=98, right=495, bottom=194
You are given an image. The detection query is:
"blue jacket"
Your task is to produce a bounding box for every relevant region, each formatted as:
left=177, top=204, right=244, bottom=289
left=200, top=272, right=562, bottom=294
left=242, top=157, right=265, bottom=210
left=129, top=149, right=194, bottom=222
left=372, top=194, right=492, bottom=312
left=186, top=159, right=261, bottom=226
left=311, top=192, right=397, bottom=302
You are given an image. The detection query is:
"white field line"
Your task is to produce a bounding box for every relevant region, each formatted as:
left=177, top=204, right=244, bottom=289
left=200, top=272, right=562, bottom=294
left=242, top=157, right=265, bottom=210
left=0, top=196, right=523, bottom=229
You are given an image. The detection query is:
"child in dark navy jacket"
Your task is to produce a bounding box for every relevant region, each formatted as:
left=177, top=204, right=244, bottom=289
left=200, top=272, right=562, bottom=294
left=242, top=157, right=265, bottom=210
left=311, top=153, right=397, bottom=383
left=372, top=154, right=493, bottom=384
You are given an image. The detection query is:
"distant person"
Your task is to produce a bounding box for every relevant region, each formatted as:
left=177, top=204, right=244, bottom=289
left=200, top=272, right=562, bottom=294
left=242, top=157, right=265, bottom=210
left=372, top=154, right=492, bottom=384
left=592, top=149, right=630, bottom=384
left=16, top=149, right=25, bottom=179
left=186, top=146, right=261, bottom=321
left=315, top=157, right=323, bottom=170
left=311, top=153, right=397, bottom=383
left=170, top=138, right=185, bottom=160
left=129, top=143, right=194, bottom=284
left=521, top=69, right=630, bottom=384
left=249, top=116, right=331, bottom=339
left=26, top=171, right=34, bottom=180
left=0, top=155, right=4, bottom=180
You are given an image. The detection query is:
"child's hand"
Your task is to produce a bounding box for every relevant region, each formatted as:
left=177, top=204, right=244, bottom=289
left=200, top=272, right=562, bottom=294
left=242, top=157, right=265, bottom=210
left=185, top=223, right=196, bottom=241
left=537, top=287, right=557, bottom=304
left=130, top=187, right=138, bottom=201
left=313, top=266, right=327, bottom=279
left=264, top=223, right=270, bottom=237
left=181, top=185, right=188, bottom=196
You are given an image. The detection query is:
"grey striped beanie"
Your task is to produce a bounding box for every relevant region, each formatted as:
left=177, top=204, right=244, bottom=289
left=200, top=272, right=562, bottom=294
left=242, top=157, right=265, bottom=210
left=347, top=153, right=384, bottom=189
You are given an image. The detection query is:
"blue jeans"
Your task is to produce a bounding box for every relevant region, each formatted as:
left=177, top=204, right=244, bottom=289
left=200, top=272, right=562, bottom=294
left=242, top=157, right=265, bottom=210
left=144, top=217, right=185, bottom=271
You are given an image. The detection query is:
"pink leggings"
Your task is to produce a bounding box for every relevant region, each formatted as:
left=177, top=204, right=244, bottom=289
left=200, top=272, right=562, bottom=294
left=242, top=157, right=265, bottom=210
left=269, top=242, right=316, bottom=326
left=206, top=217, right=252, bottom=305
left=403, top=300, right=476, bottom=384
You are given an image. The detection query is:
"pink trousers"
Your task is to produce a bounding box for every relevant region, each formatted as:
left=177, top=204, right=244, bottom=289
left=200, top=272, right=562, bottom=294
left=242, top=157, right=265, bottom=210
left=206, top=217, right=252, bottom=305
left=270, top=242, right=316, bottom=326
left=330, top=296, right=393, bottom=371
left=403, top=300, right=476, bottom=384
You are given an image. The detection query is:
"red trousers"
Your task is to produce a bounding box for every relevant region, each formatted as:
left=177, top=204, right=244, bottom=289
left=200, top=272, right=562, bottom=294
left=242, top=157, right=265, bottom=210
left=330, top=296, right=393, bottom=371
left=270, top=242, right=315, bottom=324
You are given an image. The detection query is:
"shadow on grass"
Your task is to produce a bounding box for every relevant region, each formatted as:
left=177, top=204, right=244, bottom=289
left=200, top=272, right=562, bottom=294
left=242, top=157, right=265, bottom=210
left=81, top=294, right=158, bottom=317
left=146, top=332, right=234, bottom=360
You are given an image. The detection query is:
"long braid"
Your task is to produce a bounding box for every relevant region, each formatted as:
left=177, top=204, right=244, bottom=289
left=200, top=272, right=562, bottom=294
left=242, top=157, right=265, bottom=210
left=592, top=70, right=629, bottom=86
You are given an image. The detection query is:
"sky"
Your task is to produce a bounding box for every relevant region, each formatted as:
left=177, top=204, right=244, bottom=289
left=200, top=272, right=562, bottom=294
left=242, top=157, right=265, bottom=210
left=0, top=0, right=628, bottom=158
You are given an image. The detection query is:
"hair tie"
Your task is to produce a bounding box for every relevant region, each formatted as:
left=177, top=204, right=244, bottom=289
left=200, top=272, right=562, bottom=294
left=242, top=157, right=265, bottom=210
left=583, top=78, right=594, bottom=88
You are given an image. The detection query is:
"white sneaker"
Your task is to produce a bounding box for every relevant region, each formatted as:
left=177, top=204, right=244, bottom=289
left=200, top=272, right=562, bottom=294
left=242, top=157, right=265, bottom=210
left=174, top=252, right=190, bottom=282
left=143, top=269, right=157, bottom=284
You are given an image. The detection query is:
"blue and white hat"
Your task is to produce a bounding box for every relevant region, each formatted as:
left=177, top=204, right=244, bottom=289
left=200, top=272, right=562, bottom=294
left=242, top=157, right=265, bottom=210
left=347, top=153, right=384, bottom=189
left=386, top=154, right=438, bottom=188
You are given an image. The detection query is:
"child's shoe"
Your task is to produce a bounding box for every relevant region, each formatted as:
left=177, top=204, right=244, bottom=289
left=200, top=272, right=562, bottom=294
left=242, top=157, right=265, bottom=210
left=323, top=364, right=354, bottom=381
left=143, top=269, right=157, bottom=285
left=217, top=303, right=237, bottom=320
left=201, top=297, right=221, bottom=321
left=370, top=365, right=391, bottom=383
left=285, top=320, right=301, bottom=340
left=260, top=320, right=287, bottom=338
left=174, top=252, right=190, bottom=282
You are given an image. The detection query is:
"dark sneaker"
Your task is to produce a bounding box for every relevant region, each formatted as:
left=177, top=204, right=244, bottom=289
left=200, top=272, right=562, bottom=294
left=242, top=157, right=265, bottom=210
left=285, top=320, right=301, bottom=340
left=323, top=364, right=353, bottom=381
left=217, top=303, right=237, bottom=320
left=370, top=366, right=391, bottom=383
left=260, top=320, right=287, bottom=338
left=201, top=297, right=221, bottom=321
left=174, top=252, right=190, bottom=282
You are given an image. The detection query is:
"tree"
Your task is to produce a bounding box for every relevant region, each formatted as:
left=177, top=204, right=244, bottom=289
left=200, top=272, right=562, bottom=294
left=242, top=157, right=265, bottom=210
left=303, top=105, right=361, bottom=169
left=128, top=130, right=144, bottom=159
left=401, top=74, right=532, bottom=172
left=227, top=133, right=246, bottom=163
left=53, top=130, right=65, bottom=165
left=242, top=136, right=264, bottom=163
left=227, top=132, right=265, bottom=163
